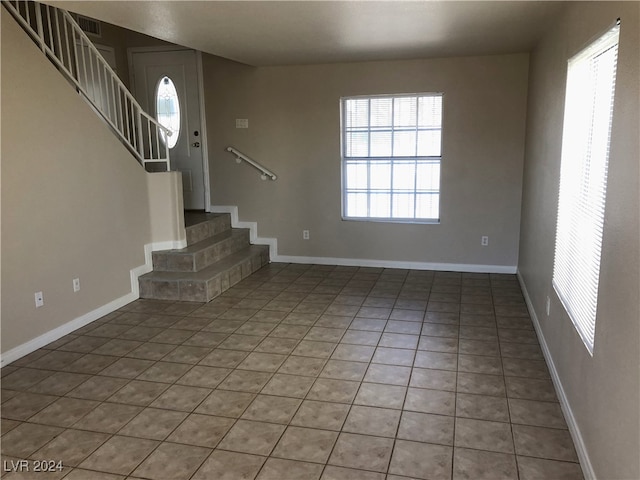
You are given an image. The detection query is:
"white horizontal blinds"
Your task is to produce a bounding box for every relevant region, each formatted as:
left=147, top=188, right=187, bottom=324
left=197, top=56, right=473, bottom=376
left=552, top=23, right=620, bottom=355
left=343, top=94, right=443, bottom=221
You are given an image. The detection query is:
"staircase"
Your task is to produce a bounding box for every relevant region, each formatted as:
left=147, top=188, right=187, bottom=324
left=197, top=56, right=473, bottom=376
left=139, top=213, right=269, bottom=302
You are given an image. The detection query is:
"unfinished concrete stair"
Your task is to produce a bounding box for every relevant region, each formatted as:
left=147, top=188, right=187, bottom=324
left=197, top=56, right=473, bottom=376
left=139, top=213, right=269, bottom=302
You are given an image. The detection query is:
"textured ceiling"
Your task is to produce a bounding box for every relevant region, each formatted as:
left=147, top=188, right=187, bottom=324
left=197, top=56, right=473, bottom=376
left=49, top=1, right=565, bottom=66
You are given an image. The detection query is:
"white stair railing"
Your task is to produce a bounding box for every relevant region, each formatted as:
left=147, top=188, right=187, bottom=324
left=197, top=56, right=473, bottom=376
left=3, top=0, right=171, bottom=169
left=226, top=147, right=277, bottom=181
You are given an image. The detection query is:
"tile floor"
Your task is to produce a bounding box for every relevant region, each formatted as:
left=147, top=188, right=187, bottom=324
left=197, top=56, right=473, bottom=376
left=1, top=264, right=584, bottom=479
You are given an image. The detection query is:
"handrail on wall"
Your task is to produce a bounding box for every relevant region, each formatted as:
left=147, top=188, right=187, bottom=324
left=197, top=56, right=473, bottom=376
left=3, top=0, right=171, bottom=170
left=226, top=147, right=277, bottom=181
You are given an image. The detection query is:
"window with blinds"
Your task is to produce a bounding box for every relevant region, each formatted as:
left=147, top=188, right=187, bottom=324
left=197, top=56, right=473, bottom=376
left=552, top=22, right=620, bottom=355
left=341, top=93, right=443, bottom=222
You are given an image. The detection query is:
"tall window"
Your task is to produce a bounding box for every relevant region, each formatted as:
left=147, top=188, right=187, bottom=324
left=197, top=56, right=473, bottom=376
left=156, top=76, right=181, bottom=149
left=341, top=93, right=443, bottom=223
left=553, top=22, right=620, bottom=355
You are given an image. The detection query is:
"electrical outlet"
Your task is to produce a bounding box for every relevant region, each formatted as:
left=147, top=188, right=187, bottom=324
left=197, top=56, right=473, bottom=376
left=546, top=296, right=551, bottom=316
left=73, top=278, right=80, bottom=292
left=481, top=236, right=489, bottom=246
left=235, top=118, right=249, bottom=129
left=35, top=291, right=44, bottom=308
left=303, top=230, right=310, bottom=240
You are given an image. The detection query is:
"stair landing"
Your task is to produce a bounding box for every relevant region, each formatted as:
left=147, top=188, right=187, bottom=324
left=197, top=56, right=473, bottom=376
left=139, top=212, right=269, bottom=302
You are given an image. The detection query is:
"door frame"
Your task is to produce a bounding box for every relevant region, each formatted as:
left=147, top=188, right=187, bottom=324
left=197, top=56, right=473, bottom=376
left=127, top=46, right=212, bottom=212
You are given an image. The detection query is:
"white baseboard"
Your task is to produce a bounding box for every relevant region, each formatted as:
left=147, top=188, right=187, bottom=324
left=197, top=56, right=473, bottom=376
left=517, top=270, right=594, bottom=480
left=211, top=205, right=516, bottom=274
left=275, top=254, right=516, bottom=273
left=0, top=240, right=183, bottom=368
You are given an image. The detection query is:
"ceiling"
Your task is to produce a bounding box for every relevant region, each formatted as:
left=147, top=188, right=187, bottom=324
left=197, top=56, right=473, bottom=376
left=50, top=1, right=565, bottom=66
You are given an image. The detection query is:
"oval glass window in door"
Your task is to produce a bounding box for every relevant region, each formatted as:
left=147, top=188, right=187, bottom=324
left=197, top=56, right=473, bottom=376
left=155, top=76, right=180, bottom=149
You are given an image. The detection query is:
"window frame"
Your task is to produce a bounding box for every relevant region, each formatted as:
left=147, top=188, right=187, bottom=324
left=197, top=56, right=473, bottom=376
left=552, top=22, right=620, bottom=356
left=340, top=92, right=444, bottom=224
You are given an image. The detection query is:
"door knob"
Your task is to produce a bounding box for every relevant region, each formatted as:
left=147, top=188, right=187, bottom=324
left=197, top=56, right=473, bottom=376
left=192, top=142, right=200, bottom=148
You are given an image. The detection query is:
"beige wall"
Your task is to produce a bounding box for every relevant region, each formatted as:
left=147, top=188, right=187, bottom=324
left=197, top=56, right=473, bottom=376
left=1, top=11, right=162, bottom=355
left=518, top=2, right=639, bottom=479
left=202, top=53, right=529, bottom=270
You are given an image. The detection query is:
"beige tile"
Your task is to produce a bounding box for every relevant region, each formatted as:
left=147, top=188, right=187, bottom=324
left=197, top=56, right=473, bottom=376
left=410, top=368, right=456, bottom=391
left=517, top=456, right=584, bottom=480
left=176, top=365, right=232, bottom=388
left=150, top=385, right=211, bottom=411
left=106, top=380, right=168, bottom=406
left=237, top=352, right=288, bottom=372
left=397, top=411, right=454, bottom=445
left=1, top=393, right=57, bottom=421
left=456, top=393, right=510, bottom=422
left=458, top=354, right=503, bottom=375
left=1, top=418, right=21, bottom=436
left=219, top=334, right=264, bottom=351
left=135, top=361, right=191, bottom=383
left=68, top=376, right=130, bottom=401
left=63, top=469, right=125, bottom=480
left=28, top=397, right=99, bottom=427
left=195, top=390, right=255, bottom=417
left=126, top=342, right=176, bottom=360
left=73, top=402, right=142, bottom=433
left=371, top=347, right=415, bottom=366
left=1, top=423, right=64, bottom=457
left=512, top=424, right=578, bottom=462
left=261, top=374, right=315, bottom=398
left=1, top=368, right=51, bottom=391
left=199, top=349, right=248, bottom=368
left=502, top=358, right=550, bottom=379
left=64, top=354, right=118, bottom=374
left=192, top=450, right=265, bottom=480
left=291, top=400, right=350, bottom=431
left=343, top=405, right=400, bottom=437
left=454, top=418, right=514, bottom=454
left=132, top=442, right=211, bottom=480
left=320, top=360, right=368, bottom=381
left=458, top=339, right=500, bottom=357
left=389, top=440, right=453, bottom=480
left=167, top=413, right=234, bottom=447
left=292, top=341, right=337, bottom=359
left=379, top=333, right=419, bottom=349
left=331, top=344, right=375, bottom=363
left=418, top=335, right=459, bottom=354
left=278, top=356, right=326, bottom=377
left=218, top=370, right=273, bottom=393
left=118, top=408, right=187, bottom=440
left=329, top=433, right=394, bottom=473
left=453, top=447, right=518, bottom=480
left=320, top=466, right=385, bottom=480
left=340, top=330, right=382, bottom=346
left=505, top=377, right=558, bottom=402
left=257, top=458, right=323, bottom=480
left=405, top=387, right=455, bottom=416
left=272, top=426, right=338, bottom=463
left=499, top=342, right=544, bottom=360
left=27, top=372, right=91, bottom=396
left=241, top=395, right=302, bottom=424
left=363, top=364, right=411, bottom=386
left=235, top=322, right=277, bottom=336
left=254, top=337, right=300, bottom=355
left=161, top=345, right=212, bottom=364
left=457, top=372, right=506, bottom=397
left=217, top=419, right=285, bottom=455
left=33, top=429, right=110, bottom=467
left=307, top=378, right=359, bottom=403
left=349, top=318, right=387, bottom=332
left=508, top=399, right=567, bottom=428
left=414, top=351, right=457, bottom=371
left=78, top=435, right=159, bottom=476
left=354, top=383, right=407, bottom=409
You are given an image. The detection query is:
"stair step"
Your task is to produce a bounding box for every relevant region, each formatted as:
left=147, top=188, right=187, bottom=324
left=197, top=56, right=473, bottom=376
left=185, top=213, right=231, bottom=246
left=139, top=245, right=269, bottom=302
left=152, top=228, right=250, bottom=273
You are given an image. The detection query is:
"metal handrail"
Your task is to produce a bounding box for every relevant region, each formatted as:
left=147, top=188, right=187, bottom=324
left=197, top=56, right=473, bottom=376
left=226, top=147, right=277, bottom=181
left=3, top=0, right=171, bottom=169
